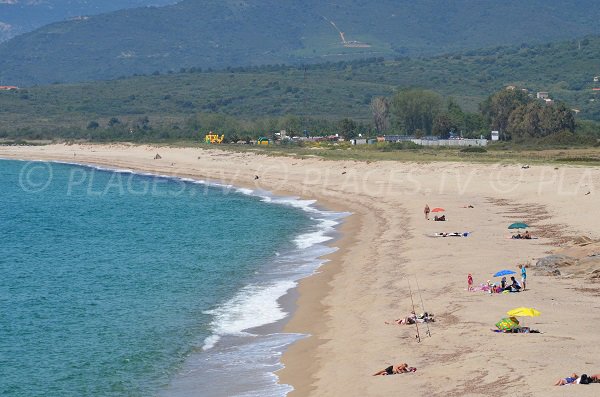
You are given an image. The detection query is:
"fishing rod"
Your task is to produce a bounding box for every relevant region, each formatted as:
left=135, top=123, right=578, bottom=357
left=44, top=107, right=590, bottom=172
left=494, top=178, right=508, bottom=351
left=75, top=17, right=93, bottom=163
left=407, top=279, right=421, bottom=343
left=414, top=275, right=431, bottom=337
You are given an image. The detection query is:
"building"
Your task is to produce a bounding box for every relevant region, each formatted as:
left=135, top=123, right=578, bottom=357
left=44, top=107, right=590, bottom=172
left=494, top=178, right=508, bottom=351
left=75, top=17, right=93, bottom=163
left=491, top=131, right=500, bottom=141
left=536, top=92, right=549, bottom=100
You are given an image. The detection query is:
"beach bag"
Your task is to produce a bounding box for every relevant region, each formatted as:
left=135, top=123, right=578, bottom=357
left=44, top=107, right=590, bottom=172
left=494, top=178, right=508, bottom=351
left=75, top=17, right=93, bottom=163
left=495, top=317, right=519, bottom=331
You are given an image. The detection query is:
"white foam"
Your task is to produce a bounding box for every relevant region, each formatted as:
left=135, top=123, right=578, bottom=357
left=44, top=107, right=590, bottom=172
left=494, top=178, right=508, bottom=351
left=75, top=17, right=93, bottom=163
left=202, top=280, right=296, bottom=351
left=236, top=187, right=255, bottom=195
left=293, top=218, right=338, bottom=249
left=201, top=334, right=221, bottom=351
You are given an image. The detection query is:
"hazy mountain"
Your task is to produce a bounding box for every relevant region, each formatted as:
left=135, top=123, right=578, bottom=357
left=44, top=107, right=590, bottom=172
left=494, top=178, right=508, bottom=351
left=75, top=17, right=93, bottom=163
left=1, top=0, right=600, bottom=85
left=0, top=0, right=178, bottom=41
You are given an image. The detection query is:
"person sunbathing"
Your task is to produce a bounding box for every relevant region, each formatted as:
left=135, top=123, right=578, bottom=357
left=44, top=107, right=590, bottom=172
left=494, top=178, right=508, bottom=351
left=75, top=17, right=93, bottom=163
left=386, top=312, right=434, bottom=325
left=554, top=373, right=578, bottom=386
left=386, top=312, right=416, bottom=325
left=373, top=363, right=416, bottom=376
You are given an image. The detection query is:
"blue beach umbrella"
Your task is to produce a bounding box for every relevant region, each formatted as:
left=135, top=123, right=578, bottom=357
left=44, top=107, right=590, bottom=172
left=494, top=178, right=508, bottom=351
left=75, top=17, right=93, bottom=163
left=493, top=270, right=516, bottom=277
left=508, top=222, right=528, bottom=230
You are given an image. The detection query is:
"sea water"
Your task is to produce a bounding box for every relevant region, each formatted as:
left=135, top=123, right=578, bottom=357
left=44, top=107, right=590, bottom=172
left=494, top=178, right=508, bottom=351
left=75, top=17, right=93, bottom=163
left=0, top=159, right=344, bottom=397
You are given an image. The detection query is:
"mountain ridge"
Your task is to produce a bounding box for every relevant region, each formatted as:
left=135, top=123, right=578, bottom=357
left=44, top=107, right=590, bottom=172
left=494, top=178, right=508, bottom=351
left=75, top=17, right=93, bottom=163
left=0, top=0, right=178, bottom=41
left=2, top=0, right=600, bottom=85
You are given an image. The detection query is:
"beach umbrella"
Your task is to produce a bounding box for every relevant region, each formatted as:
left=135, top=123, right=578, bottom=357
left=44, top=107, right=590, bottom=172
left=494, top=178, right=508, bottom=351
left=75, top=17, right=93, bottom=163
left=431, top=208, right=445, bottom=212
left=507, top=307, right=541, bottom=317
left=508, top=222, right=528, bottom=230
left=493, top=270, right=516, bottom=277
left=506, top=307, right=541, bottom=330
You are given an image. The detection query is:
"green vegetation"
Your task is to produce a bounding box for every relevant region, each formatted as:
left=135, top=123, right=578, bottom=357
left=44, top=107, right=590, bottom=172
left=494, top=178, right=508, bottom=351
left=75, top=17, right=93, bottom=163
left=2, top=0, right=600, bottom=85
left=2, top=37, right=600, bottom=146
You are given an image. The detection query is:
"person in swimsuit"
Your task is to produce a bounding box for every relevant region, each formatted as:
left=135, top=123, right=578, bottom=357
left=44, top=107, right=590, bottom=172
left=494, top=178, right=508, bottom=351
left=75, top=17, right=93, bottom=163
left=373, top=363, right=416, bottom=376
left=519, top=264, right=527, bottom=290
left=424, top=204, right=430, bottom=220
left=467, top=273, right=474, bottom=291
left=554, top=373, right=578, bottom=385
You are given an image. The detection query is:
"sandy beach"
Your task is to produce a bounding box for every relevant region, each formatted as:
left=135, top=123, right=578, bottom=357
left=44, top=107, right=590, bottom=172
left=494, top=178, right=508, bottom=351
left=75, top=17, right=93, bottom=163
left=2, top=143, right=599, bottom=396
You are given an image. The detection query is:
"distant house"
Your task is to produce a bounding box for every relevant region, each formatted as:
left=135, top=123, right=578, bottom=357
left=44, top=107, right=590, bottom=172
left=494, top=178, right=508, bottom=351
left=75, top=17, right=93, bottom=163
left=536, top=91, right=549, bottom=99
left=594, top=76, right=599, bottom=82
left=544, top=98, right=554, bottom=105
left=505, top=85, right=516, bottom=90
left=0, top=86, right=18, bottom=91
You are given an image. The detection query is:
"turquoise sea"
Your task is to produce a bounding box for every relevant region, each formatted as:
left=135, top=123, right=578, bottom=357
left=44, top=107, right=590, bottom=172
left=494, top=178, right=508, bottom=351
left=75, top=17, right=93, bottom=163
left=0, top=159, right=343, bottom=397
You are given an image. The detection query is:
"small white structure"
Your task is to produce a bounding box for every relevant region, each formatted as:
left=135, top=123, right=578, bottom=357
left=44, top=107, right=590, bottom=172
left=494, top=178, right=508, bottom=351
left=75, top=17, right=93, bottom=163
left=351, top=138, right=367, bottom=145
left=412, top=138, right=488, bottom=147
left=536, top=92, right=549, bottom=100
left=491, top=131, right=500, bottom=141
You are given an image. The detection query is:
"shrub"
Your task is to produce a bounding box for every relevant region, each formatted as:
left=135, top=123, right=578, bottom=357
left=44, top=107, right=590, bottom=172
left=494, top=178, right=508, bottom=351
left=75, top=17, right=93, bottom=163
left=460, top=146, right=487, bottom=153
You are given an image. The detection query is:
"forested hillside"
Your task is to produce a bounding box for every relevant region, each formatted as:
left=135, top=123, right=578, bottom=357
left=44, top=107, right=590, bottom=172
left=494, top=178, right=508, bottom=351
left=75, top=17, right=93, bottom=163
left=1, top=36, right=599, bottom=141
left=1, top=0, right=600, bottom=85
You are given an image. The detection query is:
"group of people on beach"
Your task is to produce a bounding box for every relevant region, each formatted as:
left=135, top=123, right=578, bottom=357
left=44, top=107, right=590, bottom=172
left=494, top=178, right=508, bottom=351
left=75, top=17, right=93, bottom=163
left=512, top=231, right=532, bottom=239
left=467, top=264, right=527, bottom=293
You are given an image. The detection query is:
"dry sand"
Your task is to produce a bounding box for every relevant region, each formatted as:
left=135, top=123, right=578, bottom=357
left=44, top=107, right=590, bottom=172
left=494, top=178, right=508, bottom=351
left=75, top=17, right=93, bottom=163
left=1, top=143, right=599, bottom=396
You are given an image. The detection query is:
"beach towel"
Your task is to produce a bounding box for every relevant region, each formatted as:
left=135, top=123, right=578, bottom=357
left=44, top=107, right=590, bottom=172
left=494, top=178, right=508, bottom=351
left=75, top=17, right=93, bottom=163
left=495, top=317, right=519, bottom=331
left=430, top=232, right=471, bottom=238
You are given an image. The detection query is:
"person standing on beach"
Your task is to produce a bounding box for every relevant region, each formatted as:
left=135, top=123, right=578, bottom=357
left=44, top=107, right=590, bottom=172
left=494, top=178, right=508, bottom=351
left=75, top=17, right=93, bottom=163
left=467, top=273, right=473, bottom=291
left=519, top=264, right=527, bottom=290
left=424, top=204, right=430, bottom=220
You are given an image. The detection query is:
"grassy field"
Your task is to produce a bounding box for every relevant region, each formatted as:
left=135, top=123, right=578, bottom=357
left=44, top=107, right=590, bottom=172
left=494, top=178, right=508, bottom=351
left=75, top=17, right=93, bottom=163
left=155, top=141, right=600, bottom=165
left=3, top=138, right=599, bottom=165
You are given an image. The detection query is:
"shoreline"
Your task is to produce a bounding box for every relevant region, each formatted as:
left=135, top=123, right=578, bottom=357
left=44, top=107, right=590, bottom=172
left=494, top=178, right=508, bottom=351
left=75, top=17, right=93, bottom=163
left=2, top=144, right=599, bottom=396
left=0, top=148, right=356, bottom=396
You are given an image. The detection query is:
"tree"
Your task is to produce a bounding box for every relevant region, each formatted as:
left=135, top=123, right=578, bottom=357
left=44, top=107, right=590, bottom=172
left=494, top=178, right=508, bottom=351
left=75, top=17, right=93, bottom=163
left=86, top=121, right=99, bottom=130
left=370, top=97, right=389, bottom=133
left=433, top=99, right=466, bottom=138
left=508, top=101, right=575, bottom=139
left=108, top=117, right=121, bottom=127
left=135, top=116, right=151, bottom=131
left=480, top=88, right=530, bottom=139
left=338, top=118, right=358, bottom=140
left=391, top=89, right=442, bottom=134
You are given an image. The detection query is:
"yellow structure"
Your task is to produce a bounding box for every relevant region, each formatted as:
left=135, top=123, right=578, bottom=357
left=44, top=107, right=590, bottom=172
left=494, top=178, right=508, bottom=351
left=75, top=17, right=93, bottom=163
left=257, top=137, right=269, bottom=145
left=205, top=131, right=224, bottom=144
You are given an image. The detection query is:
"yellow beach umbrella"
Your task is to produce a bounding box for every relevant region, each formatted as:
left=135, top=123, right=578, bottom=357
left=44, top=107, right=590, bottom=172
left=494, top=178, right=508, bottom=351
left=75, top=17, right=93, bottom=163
left=506, top=307, right=541, bottom=317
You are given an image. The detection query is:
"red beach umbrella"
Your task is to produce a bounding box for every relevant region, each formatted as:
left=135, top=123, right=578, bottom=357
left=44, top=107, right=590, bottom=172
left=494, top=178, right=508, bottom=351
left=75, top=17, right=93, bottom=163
left=431, top=208, right=445, bottom=212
